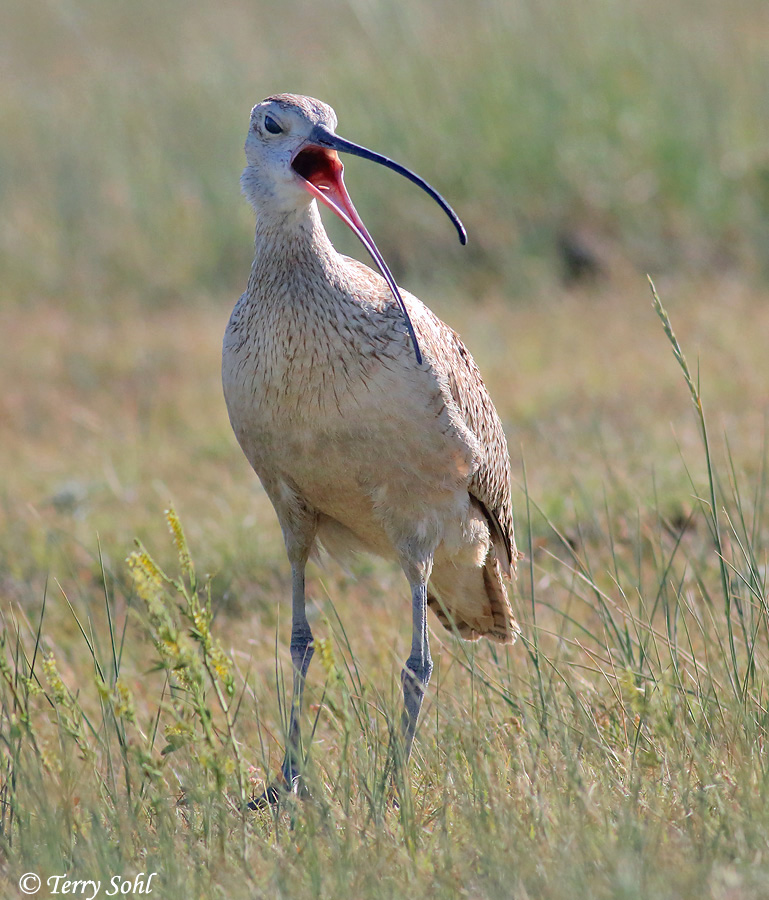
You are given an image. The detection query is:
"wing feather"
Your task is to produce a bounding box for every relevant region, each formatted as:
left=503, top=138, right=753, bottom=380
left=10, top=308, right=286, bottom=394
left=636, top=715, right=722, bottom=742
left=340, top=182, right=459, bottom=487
left=337, top=260, right=518, bottom=574
left=425, top=315, right=518, bottom=575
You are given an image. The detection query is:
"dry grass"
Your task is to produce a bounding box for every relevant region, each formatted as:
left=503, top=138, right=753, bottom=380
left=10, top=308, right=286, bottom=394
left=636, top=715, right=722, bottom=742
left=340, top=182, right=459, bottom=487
left=2, top=276, right=769, bottom=899
left=2, top=0, right=769, bottom=896
left=2, top=275, right=766, bottom=582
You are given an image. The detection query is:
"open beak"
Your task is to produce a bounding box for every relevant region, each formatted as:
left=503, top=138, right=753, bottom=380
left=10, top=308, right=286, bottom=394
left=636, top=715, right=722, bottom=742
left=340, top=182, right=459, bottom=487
left=291, top=124, right=467, bottom=366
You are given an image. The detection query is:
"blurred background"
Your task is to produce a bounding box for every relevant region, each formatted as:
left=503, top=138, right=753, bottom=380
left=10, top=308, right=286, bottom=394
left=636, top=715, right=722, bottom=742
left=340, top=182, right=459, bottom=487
left=3, top=6, right=769, bottom=893
left=3, top=0, right=768, bottom=307
left=1, top=0, right=768, bottom=596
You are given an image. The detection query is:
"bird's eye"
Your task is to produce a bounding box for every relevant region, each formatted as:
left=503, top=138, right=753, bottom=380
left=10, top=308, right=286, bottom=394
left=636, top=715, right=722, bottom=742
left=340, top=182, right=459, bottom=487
left=264, top=115, right=282, bottom=135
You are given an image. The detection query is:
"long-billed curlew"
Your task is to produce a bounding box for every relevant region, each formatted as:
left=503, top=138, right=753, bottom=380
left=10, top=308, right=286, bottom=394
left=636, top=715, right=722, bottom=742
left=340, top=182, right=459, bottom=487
left=222, top=94, right=521, bottom=804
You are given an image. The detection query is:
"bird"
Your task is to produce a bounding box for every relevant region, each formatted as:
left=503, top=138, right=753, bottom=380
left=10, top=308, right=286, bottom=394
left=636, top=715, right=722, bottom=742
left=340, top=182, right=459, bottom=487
left=222, top=94, right=521, bottom=805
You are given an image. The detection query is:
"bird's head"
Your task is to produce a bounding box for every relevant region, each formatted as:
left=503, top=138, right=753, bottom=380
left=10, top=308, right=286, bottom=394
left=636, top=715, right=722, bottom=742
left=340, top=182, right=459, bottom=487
left=242, top=94, right=339, bottom=216
left=241, top=93, right=467, bottom=363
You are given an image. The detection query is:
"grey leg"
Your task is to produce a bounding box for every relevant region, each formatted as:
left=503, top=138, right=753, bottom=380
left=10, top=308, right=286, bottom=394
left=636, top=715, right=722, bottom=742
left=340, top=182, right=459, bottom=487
left=401, top=578, right=433, bottom=759
left=250, top=560, right=313, bottom=809
left=282, top=560, right=314, bottom=789
left=246, top=486, right=319, bottom=810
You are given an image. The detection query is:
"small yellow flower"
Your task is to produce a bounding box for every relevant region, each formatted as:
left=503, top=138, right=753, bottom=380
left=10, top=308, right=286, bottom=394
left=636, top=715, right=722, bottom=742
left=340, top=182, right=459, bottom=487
left=95, top=675, right=110, bottom=701
left=315, top=636, right=341, bottom=684
left=127, top=550, right=165, bottom=603
left=165, top=508, right=193, bottom=579
left=114, top=680, right=136, bottom=724
left=43, top=652, right=70, bottom=708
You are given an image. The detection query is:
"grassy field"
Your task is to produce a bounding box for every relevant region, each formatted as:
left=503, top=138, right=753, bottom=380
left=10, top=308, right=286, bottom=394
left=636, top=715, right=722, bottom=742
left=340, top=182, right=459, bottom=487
left=2, top=0, right=769, bottom=898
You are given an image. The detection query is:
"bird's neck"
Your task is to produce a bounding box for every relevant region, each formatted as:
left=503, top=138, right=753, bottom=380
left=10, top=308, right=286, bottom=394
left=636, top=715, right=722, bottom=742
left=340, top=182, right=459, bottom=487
left=249, top=202, right=339, bottom=288
left=232, top=201, right=376, bottom=387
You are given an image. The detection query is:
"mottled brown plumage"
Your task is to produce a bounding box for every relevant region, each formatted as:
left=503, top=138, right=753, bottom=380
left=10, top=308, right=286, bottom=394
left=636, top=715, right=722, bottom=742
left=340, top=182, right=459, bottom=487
left=222, top=95, right=519, bottom=801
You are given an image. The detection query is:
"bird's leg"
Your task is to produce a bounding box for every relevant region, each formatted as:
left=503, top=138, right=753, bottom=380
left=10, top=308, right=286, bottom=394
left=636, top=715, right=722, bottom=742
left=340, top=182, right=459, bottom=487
left=281, top=560, right=314, bottom=792
left=250, top=532, right=315, bottom=810
left=400, top=575, right=433, bottom=761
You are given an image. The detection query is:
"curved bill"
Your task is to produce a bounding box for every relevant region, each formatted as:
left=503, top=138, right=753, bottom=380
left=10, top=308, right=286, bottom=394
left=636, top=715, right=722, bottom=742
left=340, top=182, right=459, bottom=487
left=291, top=125, right=467, bottom=365
left=308, top=125, right=467, bottom=246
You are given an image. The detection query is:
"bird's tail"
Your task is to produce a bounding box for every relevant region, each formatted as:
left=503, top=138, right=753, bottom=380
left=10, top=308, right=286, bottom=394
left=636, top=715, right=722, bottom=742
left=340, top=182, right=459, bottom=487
left=427, top=553, right=520, bottom=645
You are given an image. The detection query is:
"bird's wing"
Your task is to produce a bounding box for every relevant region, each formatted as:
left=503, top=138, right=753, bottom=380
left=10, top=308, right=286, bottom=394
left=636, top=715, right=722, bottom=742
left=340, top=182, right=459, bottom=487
left=335, top=261, right=518, bottom=573
left=427, top=315, right=518, bottom=576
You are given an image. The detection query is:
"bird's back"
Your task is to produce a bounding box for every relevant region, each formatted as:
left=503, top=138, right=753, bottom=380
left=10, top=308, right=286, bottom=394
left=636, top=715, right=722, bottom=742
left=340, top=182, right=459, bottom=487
left=401, top=295, right=520, bottom=644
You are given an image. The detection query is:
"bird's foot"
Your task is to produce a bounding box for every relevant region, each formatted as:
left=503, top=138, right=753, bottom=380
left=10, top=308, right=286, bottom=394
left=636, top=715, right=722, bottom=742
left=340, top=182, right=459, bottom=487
left=248, top=782, right=284, bottom=810
left=248, top=767, right=307, bottom=810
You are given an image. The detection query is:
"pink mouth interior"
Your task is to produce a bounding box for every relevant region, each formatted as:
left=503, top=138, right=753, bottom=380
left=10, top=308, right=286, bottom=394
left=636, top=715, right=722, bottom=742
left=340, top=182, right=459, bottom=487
left=292, top=146, right=342, bottom=193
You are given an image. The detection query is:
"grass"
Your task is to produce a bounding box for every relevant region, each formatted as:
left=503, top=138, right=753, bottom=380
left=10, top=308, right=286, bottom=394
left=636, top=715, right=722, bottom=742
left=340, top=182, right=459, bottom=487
left=3, top=0, right=769, bottom=896
left=2, top=279, right=768, bottom=899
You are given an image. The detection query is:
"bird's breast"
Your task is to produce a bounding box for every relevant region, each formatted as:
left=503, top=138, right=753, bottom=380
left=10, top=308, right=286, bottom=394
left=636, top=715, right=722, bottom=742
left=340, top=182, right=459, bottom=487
left=223, top=285, right=402, bottom=426
left=222, top=290, right=476, bottom=535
